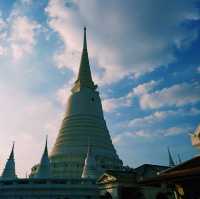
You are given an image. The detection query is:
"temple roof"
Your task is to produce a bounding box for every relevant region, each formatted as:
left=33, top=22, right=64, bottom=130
left=140, top=155, right=200, bottom=185
left=72, top=27, right=97, bottom=92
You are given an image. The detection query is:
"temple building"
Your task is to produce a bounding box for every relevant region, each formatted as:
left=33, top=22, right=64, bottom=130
left=0, top=28, right=185, bottom=199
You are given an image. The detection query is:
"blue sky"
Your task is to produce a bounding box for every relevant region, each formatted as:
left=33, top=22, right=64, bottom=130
left=0, top=0, right=200, bottom=177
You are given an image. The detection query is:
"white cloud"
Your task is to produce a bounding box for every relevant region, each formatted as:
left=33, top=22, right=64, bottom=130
left=128, top=110, right=175, bottom=128
left=102, top=80, right=159, bottom=112
left=0, top=20, right=40, bottom=61
left=112, top=130, right=152, bottom=145
left=128, top=130, right=152, bottom=138
left=131, top=80, right=159, bottom=96
left=128, top=107, right=200, bottom=129
left=102, top=96, right=131, bottom=112
left=46, top=0, right=200, bottom=85
left=162, top=126, right=191, bottom=137
left=140, top=82, right=200, bottom=109
left=0, top=0, right=41, bottom=61
left=9, top=16, right=40, bottom=60
left=112, top=125, right=192, bottom=145
left=45, top=0, right=83, bottom=75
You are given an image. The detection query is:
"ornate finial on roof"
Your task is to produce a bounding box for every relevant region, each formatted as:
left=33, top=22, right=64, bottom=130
left=83, top=27, right=87, bottom=49
left=44, top=135, right=48, bottom=154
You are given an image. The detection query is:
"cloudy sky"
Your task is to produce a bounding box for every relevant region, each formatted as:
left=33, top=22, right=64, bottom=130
left=0, top=0, right=200, bottom=177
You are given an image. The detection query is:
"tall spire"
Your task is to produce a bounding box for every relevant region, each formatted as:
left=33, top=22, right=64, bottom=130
left=34, top=136, right=51, bottom=179
left=81, top=139, right=98, bottom=179
left=72, top=27, right=96, bottom=92
left=9, top=142, right=14, bottom=159
left=168, top=147, right=175, bottom=167
left=1, top=142, right=17, bottom=180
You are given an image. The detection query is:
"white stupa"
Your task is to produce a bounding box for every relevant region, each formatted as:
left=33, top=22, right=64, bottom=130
left=45, top=28, right=122, bottom=178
